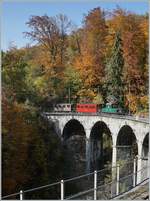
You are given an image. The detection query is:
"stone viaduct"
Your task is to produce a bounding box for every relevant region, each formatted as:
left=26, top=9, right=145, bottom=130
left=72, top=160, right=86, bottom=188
left=44, top=112, right=149, bottom=183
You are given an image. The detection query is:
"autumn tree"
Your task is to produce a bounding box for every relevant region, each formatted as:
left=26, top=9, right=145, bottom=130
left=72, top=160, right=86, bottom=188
left=25, top=14, right=72, bottom=66
left=24, top=14, right=73, bottom=105
left=66, top=28, right=83, bottom=65
left=2, top=97, right=64, bottom=198
left=74, top=7, right=108, bottom=101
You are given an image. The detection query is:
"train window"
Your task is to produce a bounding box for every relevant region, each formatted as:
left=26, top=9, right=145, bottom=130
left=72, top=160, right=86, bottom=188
left=67, top=105, right=70, bottom=108
left=85, top=105, right=88, bottom=108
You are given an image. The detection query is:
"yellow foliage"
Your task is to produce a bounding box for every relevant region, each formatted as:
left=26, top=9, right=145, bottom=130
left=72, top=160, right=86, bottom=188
left=140, top=95, right=148, bottom=107
left=125, top=94, right=148, bottom=115
left=77, top=88, right=96, bottom=102
left=34, top=76, right=49, bottom=96
left=139, top=18, right=148, bottom=41
left=93, top=94, right=104, bottom=104
left=125, top=94, right=138, bottom=114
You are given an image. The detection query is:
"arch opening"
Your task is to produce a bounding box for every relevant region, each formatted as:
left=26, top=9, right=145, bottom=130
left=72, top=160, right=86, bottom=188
left=141, top=133, right=149, bottom=176
left=117, top=125, right=138, bottom=161
left=62, top=119, right=86, bottom=178
left=62, top=119, right=86, bottom=142
left=89, top=121, right=112, bottom=172
left=116, top=125, right=138, bottom=191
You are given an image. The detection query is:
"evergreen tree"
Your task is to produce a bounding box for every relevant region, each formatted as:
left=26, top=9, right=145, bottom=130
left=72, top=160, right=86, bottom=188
left=105, top=31, right=124, bottom=107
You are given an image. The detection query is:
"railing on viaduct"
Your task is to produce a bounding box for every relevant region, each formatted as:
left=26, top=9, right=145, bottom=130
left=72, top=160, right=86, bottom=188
left=2, top=159, right=149, bottom=200
left=42, top=112, right=149, bottom=118
left=43, top=112, right=148, bottom=122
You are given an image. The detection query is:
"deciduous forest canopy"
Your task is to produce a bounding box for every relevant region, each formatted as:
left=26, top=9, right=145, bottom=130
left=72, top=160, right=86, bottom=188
left=2, top=6, right=148, bottom=197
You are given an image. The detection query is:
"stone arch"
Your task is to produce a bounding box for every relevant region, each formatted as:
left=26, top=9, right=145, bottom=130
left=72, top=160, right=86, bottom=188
left=117, top=125, right=138, bottom=161
left=89, top=121, right=113, bottom=171
left=62, top=119, right=86, bottom=142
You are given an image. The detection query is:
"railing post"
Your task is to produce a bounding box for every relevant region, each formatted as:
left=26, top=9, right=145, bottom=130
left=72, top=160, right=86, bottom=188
left=133, top=158, right=136, bottom=187
left=94, top=170, right=97, bottom=200
left=61, top=180, right=64, bottom=200
left=116, top=164, right=120, bottom=196
left=20, top=190, right=24, bottom=200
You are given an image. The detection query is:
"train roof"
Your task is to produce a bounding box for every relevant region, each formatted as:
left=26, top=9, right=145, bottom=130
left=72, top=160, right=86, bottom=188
left=54, top=103, right=72, bottom=105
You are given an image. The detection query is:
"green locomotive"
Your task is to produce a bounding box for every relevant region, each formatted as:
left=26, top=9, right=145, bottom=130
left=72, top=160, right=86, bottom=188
left=101, top=104, right=123, bottom=114
left=101, top=95, right=124, bottom=114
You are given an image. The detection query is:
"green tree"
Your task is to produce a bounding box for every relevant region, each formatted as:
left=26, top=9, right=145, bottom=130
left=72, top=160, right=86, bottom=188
left=2, top=49, right=30, bottom=103
left=105, top=31, right=124, bottom=107
left=63, top=66, right=82, bottom=103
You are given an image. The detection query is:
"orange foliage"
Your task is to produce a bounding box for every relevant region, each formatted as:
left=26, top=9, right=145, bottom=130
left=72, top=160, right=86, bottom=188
left=2, top=94, right=35, bottom=194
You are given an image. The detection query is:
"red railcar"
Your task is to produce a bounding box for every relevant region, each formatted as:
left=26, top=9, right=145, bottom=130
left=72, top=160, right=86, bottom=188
left=76, top=104, right=98, bottom=113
